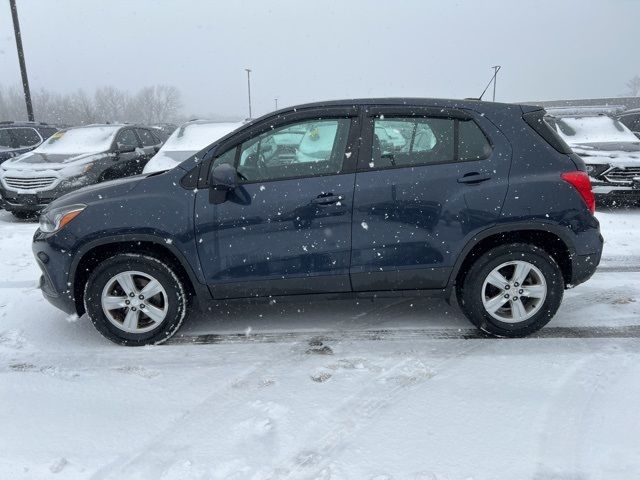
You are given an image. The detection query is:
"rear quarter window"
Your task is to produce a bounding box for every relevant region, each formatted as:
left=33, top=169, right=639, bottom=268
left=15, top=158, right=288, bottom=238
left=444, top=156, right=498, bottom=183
left=523, top=110, right=573, bottom=154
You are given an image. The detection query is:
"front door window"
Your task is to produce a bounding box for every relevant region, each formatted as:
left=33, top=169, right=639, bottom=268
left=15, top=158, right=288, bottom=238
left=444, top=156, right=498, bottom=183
left=237, top=119, right=350, bottom=182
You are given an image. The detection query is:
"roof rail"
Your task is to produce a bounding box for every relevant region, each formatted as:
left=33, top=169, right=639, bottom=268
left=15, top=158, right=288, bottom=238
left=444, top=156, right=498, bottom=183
left=544, top=105, right=627, bottom=117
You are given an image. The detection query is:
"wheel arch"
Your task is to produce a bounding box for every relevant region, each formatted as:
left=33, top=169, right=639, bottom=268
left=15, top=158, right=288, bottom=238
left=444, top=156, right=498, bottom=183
left=449, top=223, right=575, bottom=295
left=71, top=235, right=209, bottom=316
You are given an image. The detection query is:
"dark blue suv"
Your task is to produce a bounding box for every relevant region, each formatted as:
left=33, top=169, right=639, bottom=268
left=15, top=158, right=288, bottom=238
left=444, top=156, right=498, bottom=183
left=32, top=99, right=603, bottom=345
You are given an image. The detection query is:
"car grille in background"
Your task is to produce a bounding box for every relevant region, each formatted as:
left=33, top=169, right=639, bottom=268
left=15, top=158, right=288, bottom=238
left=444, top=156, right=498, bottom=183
left=4, top=176, right=57, bottom=190
left=603, top=167, right=640, bottom=184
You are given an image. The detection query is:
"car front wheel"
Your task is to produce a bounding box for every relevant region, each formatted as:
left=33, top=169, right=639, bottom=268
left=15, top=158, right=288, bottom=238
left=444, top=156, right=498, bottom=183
left=84, top=254, right=188, bottom=346
left=457, top=243, right=564, bottom=337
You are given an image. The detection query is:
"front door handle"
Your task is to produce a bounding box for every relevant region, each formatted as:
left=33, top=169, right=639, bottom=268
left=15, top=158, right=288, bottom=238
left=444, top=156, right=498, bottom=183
left=312, top=193, right=343, bottom=205
left=457, top=172, right=491, bottom=184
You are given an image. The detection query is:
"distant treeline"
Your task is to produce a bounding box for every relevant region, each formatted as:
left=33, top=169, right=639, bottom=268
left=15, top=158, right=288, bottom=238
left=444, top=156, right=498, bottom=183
left=0, top=84, right=184, bottom=126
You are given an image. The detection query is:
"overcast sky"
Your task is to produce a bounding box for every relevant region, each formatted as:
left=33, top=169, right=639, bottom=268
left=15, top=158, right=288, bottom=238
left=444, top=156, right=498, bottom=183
left=1, top=0, right=638, bottom=119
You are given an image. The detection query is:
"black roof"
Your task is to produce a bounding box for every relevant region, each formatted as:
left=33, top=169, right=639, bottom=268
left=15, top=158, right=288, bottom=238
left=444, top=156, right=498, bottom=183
left=278, top=97, right=537, bottom=111
left=247, top=98, right=541, bottom=129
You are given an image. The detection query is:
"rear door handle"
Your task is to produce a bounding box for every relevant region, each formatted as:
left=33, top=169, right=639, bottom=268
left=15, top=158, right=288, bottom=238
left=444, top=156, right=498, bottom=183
left=312, top=193, right=343, bottom=205
left=457, top=173, right=491, bottom=184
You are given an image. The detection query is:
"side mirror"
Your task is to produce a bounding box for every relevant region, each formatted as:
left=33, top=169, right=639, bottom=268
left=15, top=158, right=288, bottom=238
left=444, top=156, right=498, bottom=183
left=117, top=142, right=136, bottom=153
left=209, top=163, right=238, bottom=204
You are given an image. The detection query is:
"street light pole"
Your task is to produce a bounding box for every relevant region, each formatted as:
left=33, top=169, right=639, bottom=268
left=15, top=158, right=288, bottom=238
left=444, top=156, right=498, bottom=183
left=274, top=97, right=278, bottom=110
left=492, top=65, right=501, bottom=102
left=245, top=68, right=252, bottom=119
left=9, top=0, right=34, bottom=121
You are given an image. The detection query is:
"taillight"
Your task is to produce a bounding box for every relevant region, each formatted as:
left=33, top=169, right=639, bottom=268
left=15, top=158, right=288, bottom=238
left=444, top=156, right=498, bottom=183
left=561, top=171, right=595, bottom=214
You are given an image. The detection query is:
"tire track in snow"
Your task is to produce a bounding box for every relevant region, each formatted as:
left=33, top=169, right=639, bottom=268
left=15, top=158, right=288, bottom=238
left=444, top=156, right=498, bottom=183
left=169, top=324, right=640, bottom=346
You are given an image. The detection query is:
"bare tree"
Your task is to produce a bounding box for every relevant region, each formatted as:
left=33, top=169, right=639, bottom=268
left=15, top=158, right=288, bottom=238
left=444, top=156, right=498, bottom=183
left=0, top=85, right=28, bottom=121
left=128, top=85, right=182, bottom=124
left=627, top=75, right=640, bottom=97
left=94, top=86, right=129, bottom=123
left=0, top=83, right=184, bottom=125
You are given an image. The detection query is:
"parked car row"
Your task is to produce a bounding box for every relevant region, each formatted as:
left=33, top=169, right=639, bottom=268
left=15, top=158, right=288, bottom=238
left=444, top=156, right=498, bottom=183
left=0, top=124, right=164, bottom=218
left=0, top=120, right=244, bottom=218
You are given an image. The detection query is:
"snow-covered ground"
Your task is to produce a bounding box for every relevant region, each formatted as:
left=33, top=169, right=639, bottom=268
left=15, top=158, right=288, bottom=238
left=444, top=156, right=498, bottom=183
left=1, top=207, right=640, bottom=479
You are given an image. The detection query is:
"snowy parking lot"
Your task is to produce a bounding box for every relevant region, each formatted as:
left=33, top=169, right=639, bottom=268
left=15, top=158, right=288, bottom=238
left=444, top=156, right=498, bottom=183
left=1, top=208, right=640, bottom=479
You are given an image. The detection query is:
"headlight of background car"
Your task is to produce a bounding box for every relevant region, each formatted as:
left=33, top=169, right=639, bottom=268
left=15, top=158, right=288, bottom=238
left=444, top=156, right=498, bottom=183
left=39, top=204, right=86, bottom=233
left=585, top=163, right=609, bottom=177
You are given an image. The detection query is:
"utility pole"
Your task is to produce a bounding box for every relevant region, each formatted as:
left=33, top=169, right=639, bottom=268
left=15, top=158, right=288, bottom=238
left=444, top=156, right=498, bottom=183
left=274, top=97, right=278, bottom=110
left=492, top=65, right=501, bottom=102
left=245, top=68, right=252, bottom=119
left=9, top=0, right=34, bottom=121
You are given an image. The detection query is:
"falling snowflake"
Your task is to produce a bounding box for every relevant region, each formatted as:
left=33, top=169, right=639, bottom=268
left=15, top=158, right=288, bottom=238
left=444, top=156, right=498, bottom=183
left=361, top=221, right=369, bottom=230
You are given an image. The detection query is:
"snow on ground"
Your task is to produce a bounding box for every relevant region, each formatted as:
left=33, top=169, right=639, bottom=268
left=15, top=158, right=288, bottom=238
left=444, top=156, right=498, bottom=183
left=1, top=207, right=640, bottom=479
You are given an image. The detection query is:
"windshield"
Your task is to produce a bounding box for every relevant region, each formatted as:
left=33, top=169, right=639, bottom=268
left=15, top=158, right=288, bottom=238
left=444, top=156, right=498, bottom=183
left=34, top=126, right=120, bottom=154
left=160, top=122, right=240, bottom=153
left=550, top=115, right=638, bottom=144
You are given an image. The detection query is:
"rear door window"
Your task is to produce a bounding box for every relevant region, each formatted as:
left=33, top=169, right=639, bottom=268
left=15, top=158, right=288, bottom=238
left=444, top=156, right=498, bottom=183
left=368, top=116, right=492, bottom=170
left=458, top=120, right=492, bottom=161
left=137, top=128, right=159, bottom=146
left=370, top=117, right=455, bottom=169
left=11, top=127, right=42, bottom=148
left=116, top=129, right=139, bottom=149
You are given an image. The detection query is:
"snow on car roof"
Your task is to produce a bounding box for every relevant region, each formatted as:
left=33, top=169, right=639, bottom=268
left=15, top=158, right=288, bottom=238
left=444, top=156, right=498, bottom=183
left=160, top=121, right=241, bottom=152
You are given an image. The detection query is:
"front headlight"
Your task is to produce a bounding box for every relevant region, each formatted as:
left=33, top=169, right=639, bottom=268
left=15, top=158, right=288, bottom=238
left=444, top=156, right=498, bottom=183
left=39, top=204, right=86, bottom=233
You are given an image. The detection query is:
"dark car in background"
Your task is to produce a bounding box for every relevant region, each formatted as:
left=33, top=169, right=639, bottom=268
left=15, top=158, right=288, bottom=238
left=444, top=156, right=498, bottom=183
left=545, top=110, right=640, bottom=204
left=32, top=98, right=602, bottom=345
left=149, top=123, right=177, bottom=142
left=0, top=124, right=163, bottom=218
left=0, top=121, right=60, bottom=165
left=617, top=108, right=640, bottom=139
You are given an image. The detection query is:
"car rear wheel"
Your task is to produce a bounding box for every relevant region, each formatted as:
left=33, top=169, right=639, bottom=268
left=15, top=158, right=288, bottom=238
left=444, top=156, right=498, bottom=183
left=84, top=254, right=188, bottom=346
left=457, top=243, right=564, bottom=337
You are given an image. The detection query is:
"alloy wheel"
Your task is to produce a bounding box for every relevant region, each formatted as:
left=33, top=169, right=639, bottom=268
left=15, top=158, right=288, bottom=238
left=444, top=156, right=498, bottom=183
left=100, top=270, right=168, bottom=333
left=481, top=260, right=547, bottom=324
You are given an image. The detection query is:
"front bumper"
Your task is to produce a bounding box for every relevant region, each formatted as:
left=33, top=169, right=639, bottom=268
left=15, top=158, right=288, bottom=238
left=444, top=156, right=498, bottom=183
left=592, top=185, right=640, bottom=196
left=0, top=181, right=84, bottom=212
left=32, top=229, right=78, bottom=315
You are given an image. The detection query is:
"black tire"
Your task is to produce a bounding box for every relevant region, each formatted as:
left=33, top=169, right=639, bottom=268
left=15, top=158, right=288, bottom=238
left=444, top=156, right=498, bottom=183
left=12, top=210, right=37, bottom=220
left=457, top=243, right=564, bottom=337
left=84, top=254, right=188, bottom=346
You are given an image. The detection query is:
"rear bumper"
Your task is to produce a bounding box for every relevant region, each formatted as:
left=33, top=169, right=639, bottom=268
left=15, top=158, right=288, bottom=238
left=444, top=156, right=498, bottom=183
left=570, top=249, right=601, bottom=287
